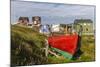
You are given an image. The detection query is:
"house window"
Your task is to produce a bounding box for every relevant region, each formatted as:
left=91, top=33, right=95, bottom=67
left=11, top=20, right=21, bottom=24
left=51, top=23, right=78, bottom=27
left=84, top=23, right=86, bottom=25
left=86, top=28, right=88, bottom=31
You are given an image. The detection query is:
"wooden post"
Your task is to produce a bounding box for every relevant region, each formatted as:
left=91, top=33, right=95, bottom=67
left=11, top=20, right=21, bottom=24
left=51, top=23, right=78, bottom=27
left=65, top=25, right=67, bottom=34
left=45, top=39, right=49, bottom=57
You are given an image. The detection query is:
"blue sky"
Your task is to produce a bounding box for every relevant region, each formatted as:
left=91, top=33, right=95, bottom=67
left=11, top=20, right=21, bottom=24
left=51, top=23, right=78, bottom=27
left=11, top=0, right=95, bottom=24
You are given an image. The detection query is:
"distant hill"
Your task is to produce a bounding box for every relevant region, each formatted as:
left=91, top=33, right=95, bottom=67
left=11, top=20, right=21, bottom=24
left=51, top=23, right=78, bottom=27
left=11, top=25, right=47, bottom=66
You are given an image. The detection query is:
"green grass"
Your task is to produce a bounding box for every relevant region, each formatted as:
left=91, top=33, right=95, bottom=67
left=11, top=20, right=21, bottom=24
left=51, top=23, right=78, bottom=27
left=11, top=25, right=95, bottom=66
left=11, top=25, right=48, bottom=66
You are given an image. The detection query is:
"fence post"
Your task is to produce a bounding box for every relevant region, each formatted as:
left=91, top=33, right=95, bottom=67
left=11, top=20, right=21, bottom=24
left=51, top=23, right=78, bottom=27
left=45, top=39, right=49, bottom=57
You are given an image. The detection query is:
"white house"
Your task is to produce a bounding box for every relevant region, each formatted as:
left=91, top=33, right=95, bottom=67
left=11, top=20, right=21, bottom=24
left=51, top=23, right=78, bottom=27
left=51, top=24, right=60, bottom=32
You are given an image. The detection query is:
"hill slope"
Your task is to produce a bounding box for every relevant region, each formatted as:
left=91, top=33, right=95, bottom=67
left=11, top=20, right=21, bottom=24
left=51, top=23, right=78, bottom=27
left=11, top=25, right=47, bottom=66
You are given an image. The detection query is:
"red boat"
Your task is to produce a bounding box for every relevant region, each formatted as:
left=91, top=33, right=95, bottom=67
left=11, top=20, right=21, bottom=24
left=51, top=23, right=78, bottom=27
left=48, top=34, right=78, bottom=55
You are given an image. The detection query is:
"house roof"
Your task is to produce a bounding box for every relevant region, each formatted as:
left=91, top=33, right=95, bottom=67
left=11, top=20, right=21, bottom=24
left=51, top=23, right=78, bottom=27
left=18, top=17, right=29, bottom=22
left=74, top=19, right=93, bottom=24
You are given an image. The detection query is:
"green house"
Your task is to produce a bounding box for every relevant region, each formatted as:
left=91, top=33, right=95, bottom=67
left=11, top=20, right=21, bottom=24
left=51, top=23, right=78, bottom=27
left=74, top=19, right=94, bottom=35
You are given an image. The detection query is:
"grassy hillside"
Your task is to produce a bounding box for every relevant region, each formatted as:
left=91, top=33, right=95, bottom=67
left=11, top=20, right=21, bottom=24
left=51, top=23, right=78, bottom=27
left=11, top=25, right=95, bottom=66
left=11, top=25, right=47, bottom=66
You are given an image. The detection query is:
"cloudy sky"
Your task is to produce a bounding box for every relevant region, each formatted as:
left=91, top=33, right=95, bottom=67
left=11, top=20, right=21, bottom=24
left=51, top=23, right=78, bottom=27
left=11, top=0, right=95, bottom=24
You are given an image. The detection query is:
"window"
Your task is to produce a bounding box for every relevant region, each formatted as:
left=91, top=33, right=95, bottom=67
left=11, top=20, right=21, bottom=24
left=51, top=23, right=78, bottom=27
left=84, top=23, right=86, bottom=25
left=86, top=28, right=88, bottom=31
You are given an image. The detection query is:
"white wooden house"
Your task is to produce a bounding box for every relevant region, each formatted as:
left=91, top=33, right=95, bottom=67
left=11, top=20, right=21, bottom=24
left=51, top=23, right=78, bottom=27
left=51, top=24, right=60, bottom=32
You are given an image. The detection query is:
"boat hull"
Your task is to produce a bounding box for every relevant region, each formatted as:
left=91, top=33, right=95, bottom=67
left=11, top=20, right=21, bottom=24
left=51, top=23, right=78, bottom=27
left=48, top=34, right=78, bottom=55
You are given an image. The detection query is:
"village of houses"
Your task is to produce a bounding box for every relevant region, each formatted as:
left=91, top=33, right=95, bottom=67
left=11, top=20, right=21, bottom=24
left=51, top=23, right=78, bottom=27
left=13, top=16, right=94, bottom=36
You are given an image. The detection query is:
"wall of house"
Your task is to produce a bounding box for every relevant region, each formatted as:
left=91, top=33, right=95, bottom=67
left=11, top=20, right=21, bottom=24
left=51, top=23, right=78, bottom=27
left=74, top=21, right=94, bottom=35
